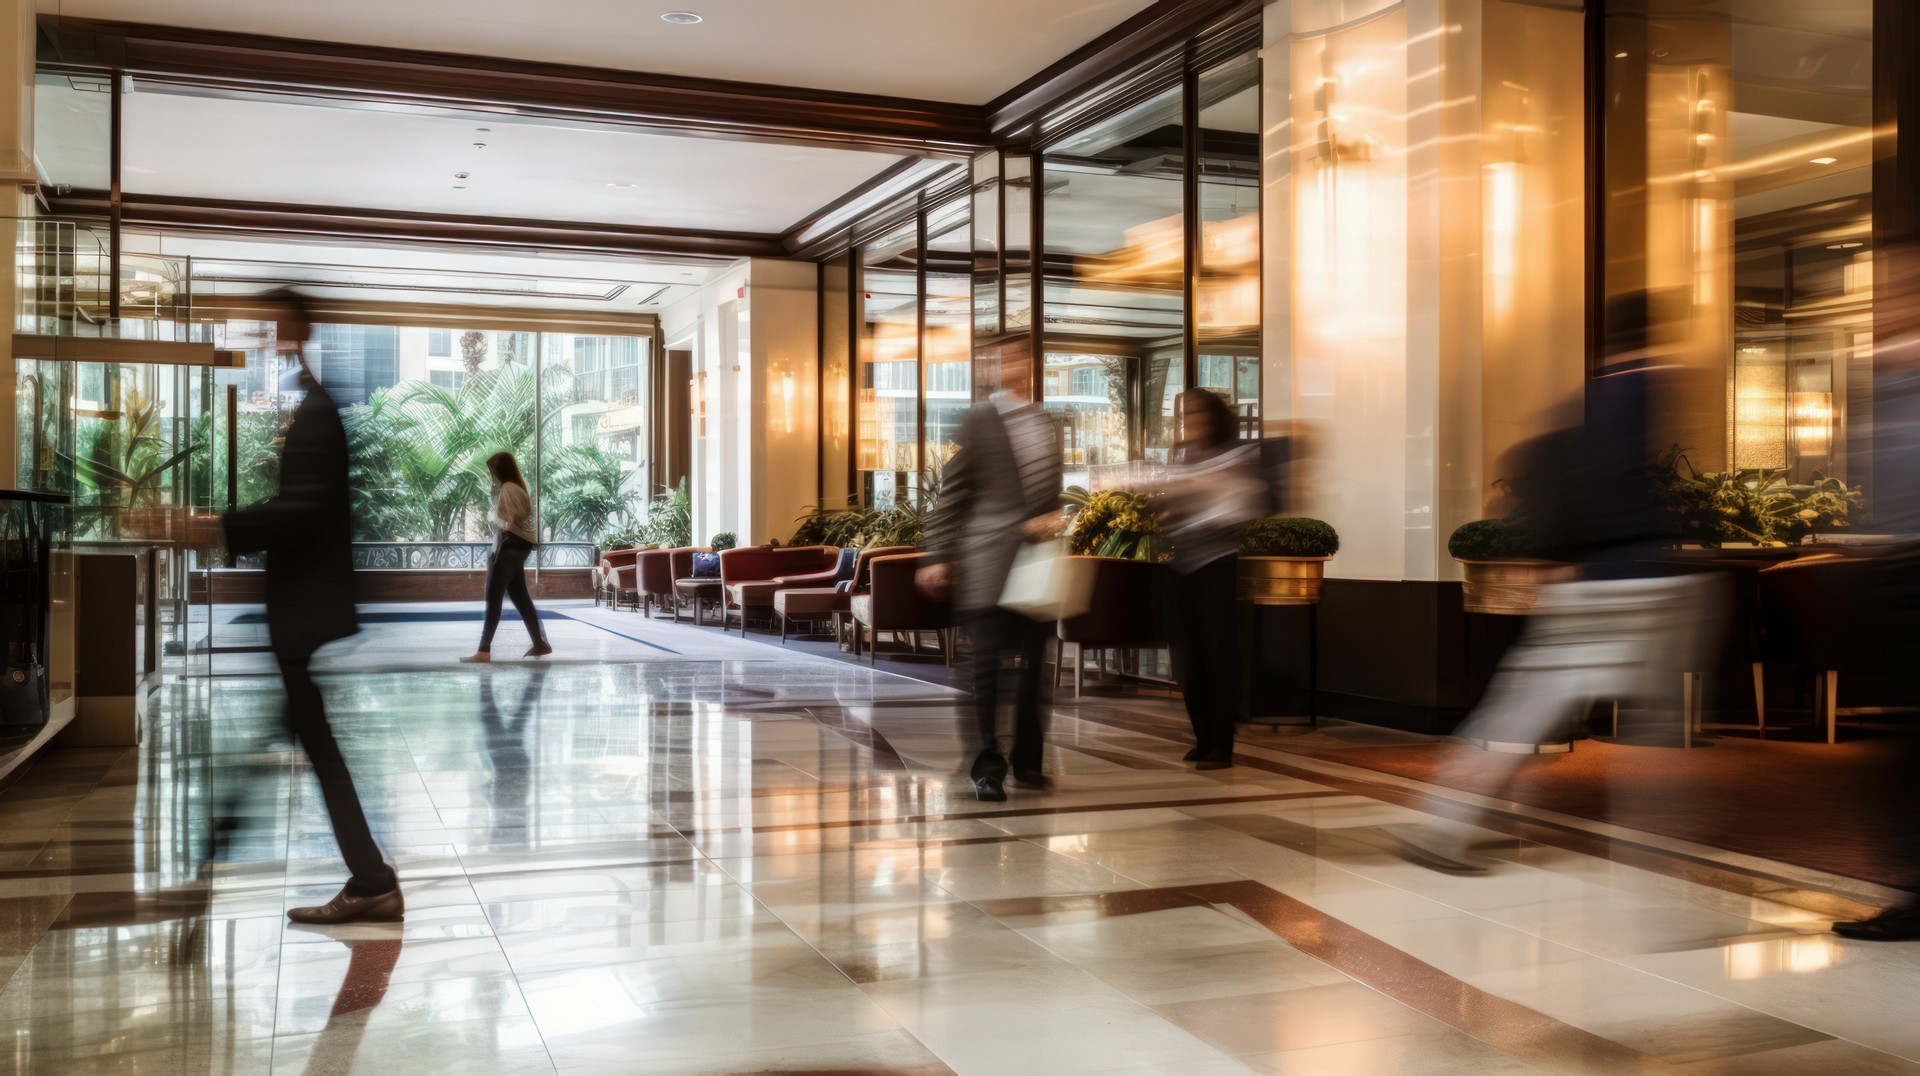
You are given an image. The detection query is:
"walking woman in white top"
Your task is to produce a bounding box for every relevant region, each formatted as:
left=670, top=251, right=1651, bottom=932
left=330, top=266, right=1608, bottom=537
left=462, top=451, right=552, bottom=662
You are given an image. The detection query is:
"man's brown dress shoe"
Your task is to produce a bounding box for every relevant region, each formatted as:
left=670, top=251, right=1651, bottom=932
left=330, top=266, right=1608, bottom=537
left=287, top=886, right=405, bottom=924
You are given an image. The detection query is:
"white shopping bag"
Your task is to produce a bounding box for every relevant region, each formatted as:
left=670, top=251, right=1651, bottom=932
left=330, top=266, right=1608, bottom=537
left=998, top=541, right=1096, bottom=622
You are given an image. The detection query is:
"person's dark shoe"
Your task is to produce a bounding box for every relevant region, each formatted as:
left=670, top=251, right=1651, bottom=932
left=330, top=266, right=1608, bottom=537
left=1011, top=769, right=1051, bottom=791
left=1833, top=905, right=1920, bottom=941
left=1194, top=747, right=1234, bottom=770
left=287, top=886, right=405, bottom=925
left=970, top=750, right=1009, bottom=802
left=524, top=642, right=553, bottom=659
left=1183, top=746, right=1207, bottom=762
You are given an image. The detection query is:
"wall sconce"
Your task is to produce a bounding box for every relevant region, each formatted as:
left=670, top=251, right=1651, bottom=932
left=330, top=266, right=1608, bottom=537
left=780, top=371, right=795, bottom=435
left=1791, top=391, right=1833, bottom=458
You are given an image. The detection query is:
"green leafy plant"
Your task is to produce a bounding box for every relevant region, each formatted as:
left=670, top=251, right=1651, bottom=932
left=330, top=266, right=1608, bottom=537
left=1645, top=446, right=1852, bottom=545
left=1448, top=518, right=1530, bottom=561
left=66, top=389, right=199, bottom=510
left=641, top=478, right=694, bottom=549
left=1240, top=517, right=1340, bottom=558
left=710, top=531, right=738, bottom=552
left=597, top=522, right=647, bottom=551
left=542, top=443, right=635, bottom=543
left=791, top=503, right=871, bottom=547
left=1066, top=490, right=1160, bottom=561
left=1779, top=473, right=1865, bottom=542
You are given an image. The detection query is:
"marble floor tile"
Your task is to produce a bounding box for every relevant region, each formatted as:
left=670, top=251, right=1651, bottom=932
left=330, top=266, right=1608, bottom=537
left=2, top=649, right=1915, bottom=1073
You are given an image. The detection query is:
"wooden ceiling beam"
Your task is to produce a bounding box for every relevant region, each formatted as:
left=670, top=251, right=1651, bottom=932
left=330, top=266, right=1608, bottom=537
left=47, top=190, right=786, bottom=261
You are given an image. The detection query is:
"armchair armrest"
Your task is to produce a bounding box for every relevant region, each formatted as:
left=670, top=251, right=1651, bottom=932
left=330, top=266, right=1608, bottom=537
left=774, top=567, right=841, bottom=587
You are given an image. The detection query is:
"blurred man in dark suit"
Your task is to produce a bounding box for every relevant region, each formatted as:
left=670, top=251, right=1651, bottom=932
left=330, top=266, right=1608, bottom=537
left=222, top=292, right=401, bottom=924
left=921, top=393, right=1063, bottom=802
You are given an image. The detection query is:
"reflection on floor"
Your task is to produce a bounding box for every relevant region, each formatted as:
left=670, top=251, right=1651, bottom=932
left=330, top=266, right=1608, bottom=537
left=2, top=653, right=1918, bottom=1073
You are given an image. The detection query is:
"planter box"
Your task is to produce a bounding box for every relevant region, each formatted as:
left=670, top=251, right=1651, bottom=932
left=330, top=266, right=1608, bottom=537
left=1238, top=556, right=1330, bottom=606
left=1456, top=558, right=1574, bottom=615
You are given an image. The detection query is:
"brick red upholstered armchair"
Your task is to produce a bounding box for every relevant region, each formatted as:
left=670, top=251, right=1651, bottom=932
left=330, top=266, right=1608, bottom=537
left=637, top=547, right=691, bottom=618
left=850, top=552, right=953, bottom=663
left=597, top=547, right=643, bottom=608
left=772, top=545, right=913, bottom=644
left=717, top=545, right=843, bottom=633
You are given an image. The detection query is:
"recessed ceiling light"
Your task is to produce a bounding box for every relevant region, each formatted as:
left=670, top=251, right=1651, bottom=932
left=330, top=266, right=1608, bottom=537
left=454, top=171, right=471, bottom=179
left=472, top=142, right=488, bottom=150
left=1614, top=52, right=1628, bottom=59
left=475, top=127, right=492, bottom=133
left=1811, top=156, right=1839, bottom=165
left=1828, top=241, right=1865, bottom=250
left=661, top=11, right=702, bottom=24
left=452, top=185, right=468, bottom=190
left=607, top=181, right=639, bottom=188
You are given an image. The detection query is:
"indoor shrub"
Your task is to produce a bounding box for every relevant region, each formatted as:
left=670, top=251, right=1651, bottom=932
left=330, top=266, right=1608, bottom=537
left=1447, top=518, right=1528, bottom=561
left=710, top=531, right=738, bottom=552
left=1066, top=490, right=1159, bottom=561
left=1239, top=516, right=1339, bottom=558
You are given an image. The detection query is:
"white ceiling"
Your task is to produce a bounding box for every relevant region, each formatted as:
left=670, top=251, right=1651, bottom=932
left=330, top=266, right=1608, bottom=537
left=51, top=0, right=1156, bottom=105
left=98, top=89, right=906, bottom=234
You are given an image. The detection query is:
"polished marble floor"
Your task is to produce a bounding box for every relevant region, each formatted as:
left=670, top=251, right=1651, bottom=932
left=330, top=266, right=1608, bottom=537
left=4, top=638, right=1920, bottom=1073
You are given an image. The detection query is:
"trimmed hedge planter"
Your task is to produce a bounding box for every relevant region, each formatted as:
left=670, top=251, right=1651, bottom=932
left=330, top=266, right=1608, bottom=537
left=1238, top=517, right=1339, bottom=606
left=1447, top=519, right=1571, bottom=615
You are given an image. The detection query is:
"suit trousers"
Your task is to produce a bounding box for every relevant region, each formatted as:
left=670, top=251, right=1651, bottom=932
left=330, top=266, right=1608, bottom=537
left=965, top=608, right=1049, bottom=775
left=278, top=648, right=397, bottom=896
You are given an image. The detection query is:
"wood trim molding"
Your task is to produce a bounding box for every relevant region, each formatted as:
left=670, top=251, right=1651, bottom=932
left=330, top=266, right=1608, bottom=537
left=47, top=190, right=786, bottom=261
left=41, top=17, right=993, bottom=156
left=984, top=0, right=1260, bottom=141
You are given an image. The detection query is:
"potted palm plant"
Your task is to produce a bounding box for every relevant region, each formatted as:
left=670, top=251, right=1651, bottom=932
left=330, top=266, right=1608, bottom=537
left=1447, top=518, right=1572, bottom=614
left=1238, top=517, right=1339, bottom=605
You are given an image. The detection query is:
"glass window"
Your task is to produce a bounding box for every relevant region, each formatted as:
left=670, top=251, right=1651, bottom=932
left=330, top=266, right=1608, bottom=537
left=540, top=333, right=649, bottom=549
left=426, top=328, right=452, bottom=357
left=924, top=197, right=972, bottom=474
left=1042, top=84, right=1186, bottom=488
left=857, top=219, right=920, bottom=506
left=1603, top=1, right=1872, bottom=492
left=1196, top=50, right=1262, bottom=439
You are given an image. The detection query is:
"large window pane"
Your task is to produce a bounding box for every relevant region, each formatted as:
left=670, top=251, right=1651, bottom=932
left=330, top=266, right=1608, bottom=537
left=1042, top=84, right=1186, bottom=487
left=539, top=333, right=649, bottom=551
left=1196, top=51, right=1262, bottom=439
left=857, top=220, right=920, bottom=506
left=924, top=197, right=972, bottom=473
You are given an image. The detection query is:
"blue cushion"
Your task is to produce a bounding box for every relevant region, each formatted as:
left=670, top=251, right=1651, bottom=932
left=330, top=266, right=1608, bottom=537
left=692, top=552, right=721, bottom=578
left=833, top=547, right=859, bottom=584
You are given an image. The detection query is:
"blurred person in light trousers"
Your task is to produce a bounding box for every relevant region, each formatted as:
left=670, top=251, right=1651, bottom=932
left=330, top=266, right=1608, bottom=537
left=220, top=291, right=403, bottom=925
left=920, top=393, right=1063, bottom=802
left=1153, top=390, right=1267, bottom=769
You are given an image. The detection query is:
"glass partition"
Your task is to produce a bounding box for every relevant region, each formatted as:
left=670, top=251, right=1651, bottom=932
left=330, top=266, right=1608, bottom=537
left=924, top=198, right=972, bottom=472
left=1196, top=51, right=1262, bottom=437
left=1043, top=84, right=1187, bottom=487
left=856, top=220, right=921, bottom=507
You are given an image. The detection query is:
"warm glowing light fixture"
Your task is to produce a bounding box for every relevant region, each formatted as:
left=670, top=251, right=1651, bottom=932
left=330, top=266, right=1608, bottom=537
left=1810, top=156, right=1839, bottom=166
left=661, top=11, right=702, bottom=24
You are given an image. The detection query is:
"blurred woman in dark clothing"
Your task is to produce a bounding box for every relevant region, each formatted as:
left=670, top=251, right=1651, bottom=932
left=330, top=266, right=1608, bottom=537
left=1157, top=390, right=1267, bottom=769
left=462, top=451, right=551, bottom=662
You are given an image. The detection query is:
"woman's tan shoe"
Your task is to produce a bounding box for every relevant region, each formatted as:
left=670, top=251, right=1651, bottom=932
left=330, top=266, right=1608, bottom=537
left=459, top=651, right=491, bottom=663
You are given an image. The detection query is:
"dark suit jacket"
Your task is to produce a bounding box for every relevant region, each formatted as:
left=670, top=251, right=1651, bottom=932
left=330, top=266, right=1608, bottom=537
left=926, top=400, right=1061, bottom=614
left=223, top=381, right=359, bottom=657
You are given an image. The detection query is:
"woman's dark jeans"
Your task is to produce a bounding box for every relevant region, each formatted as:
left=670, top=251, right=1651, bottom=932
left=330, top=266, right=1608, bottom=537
left=479, top=535, right=545, bottom=652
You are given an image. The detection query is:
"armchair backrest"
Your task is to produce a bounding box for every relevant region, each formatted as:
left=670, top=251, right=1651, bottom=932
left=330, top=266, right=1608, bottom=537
left=864, top=552, right=950, bottom=630
left=718, top=545, right=841, bottom=586
left=668, top=546, right=711, bottom=580
left=850, top=545, right=916, bottom=592
left=600, top=548, right=642, bottom=573
left=638, top=548, right=679, bottom=594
